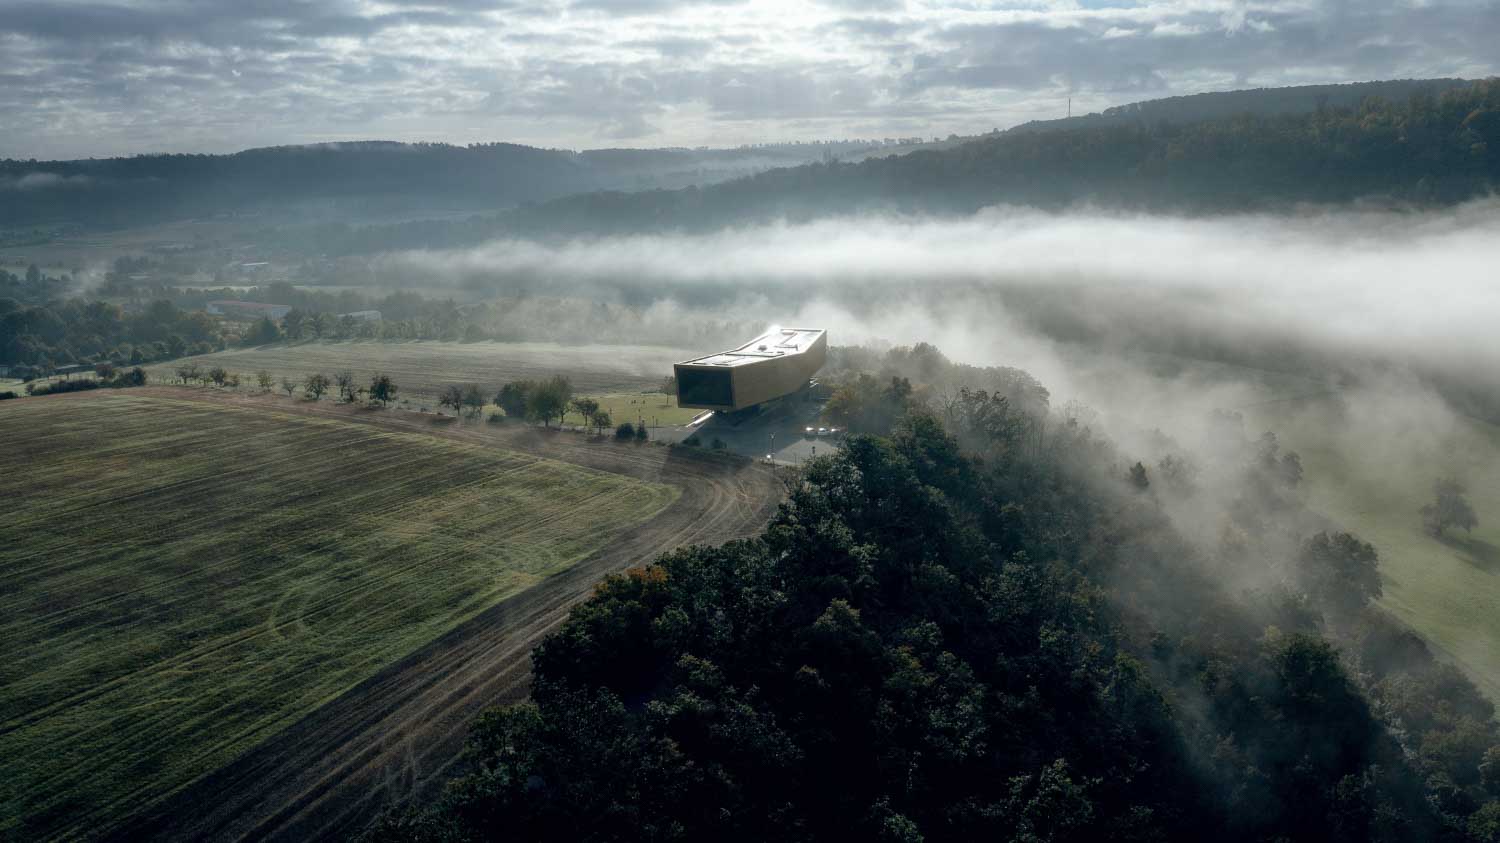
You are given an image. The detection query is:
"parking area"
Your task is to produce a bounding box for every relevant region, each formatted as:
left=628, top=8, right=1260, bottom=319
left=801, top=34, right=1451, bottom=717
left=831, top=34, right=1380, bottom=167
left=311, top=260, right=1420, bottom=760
left=654, top=394, right=844, bottom=466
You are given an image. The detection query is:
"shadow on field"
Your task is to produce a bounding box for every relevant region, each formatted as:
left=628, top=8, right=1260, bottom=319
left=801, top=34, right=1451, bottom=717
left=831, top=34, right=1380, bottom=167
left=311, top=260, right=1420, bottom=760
left=1439, top=535, right=1500, bottom=573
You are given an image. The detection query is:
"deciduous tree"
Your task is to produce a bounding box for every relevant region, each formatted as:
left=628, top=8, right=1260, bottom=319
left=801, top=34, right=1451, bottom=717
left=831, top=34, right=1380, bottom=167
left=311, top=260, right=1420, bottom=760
left=1296, top=531, right=1382, bottom=614
left=494, top=381, right=532, bottom=418
left=304, top=372, right=331, bottom=400
left=368, top=374, right=397, bottom=407
left=1422, top=477, right=1479, bottom=537
left=462, top=384, right=486, bottom=418
left=571, top=397, right=600, bottom=427
left=334, top=371, right=358, bottom=403
left=440, top=384, right=464, bottom=417
left=526, top=375, right=572, bottom=428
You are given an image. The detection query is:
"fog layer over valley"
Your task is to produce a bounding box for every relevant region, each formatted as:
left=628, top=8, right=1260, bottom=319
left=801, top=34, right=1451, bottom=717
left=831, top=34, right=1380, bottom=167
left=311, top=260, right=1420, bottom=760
left=371, top=203, right=1500, bottom=703
left=348, top=199, right=1500, bottom=839
left=383, top=199, right=1500, bottom=416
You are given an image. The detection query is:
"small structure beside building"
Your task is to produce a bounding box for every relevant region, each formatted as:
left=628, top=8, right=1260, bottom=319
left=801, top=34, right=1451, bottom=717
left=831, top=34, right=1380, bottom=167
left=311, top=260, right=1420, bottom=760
left=206, top=300, right=292, bottom=320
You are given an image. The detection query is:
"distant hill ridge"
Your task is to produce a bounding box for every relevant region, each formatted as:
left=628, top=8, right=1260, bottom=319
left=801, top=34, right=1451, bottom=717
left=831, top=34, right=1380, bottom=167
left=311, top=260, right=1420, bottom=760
left=0, top=138, right=897, bottom=229
left=0, top=78, right=1487, bottom=231
left=270, top=76, right=1497, bottom=254
left=1005, top=78, right=1472, bottom=136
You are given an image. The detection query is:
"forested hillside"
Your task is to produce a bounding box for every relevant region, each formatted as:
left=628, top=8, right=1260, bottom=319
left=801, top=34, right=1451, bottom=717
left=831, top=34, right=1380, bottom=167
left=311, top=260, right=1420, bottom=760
left=305, top=78, right=1500, bottom=254
left=0, top=140, right=882, bottom=229
left=4, top=79, right=1484, bottom=237
left=375, top=346, right=1500, bottom=842
left=1007, top=78, right=1471, bottom=136
left=510, top=80, right=1498, bottom=233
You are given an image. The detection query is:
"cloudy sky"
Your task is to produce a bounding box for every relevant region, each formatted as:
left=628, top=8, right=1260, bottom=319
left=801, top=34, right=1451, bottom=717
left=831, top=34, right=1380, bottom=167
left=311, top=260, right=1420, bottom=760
left=2, top=0, right=1496, bottom=160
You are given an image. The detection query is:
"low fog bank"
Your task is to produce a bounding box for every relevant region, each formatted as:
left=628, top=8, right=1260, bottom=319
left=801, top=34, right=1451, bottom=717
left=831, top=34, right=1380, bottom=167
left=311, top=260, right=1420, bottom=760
left=375, top=198, right=1500, bottom=420
left=369, top=202, right=1500, bottom=573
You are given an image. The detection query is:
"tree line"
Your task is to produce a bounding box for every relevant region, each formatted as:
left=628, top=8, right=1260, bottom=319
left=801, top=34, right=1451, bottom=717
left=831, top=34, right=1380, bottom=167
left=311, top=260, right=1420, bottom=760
left=2, top=272, right=221, bottom=373
left=174, top=365, right=646, bottom=440
left=167, top=363, right=399, bottom=408
left=488, top=377, right=644, bottom=439
left=23, top=365, right=148, bottom=396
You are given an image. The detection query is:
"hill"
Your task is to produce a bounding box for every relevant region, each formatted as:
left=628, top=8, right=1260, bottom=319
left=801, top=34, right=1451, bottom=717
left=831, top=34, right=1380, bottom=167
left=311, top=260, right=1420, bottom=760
left=4, top=78, right=1482, bottom=237
left=1006, top=78, right=1472, bottom=136
left=1247, top=393, right=1500, bottom=700
left=290, top=78, right=1500, bottom=254
left=0, top=139, right=909, bottom=230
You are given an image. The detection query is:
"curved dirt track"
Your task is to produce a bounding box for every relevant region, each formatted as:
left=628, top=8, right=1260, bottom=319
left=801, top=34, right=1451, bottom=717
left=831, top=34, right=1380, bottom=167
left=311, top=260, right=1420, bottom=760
left=111, top=388, right=784, bottom=841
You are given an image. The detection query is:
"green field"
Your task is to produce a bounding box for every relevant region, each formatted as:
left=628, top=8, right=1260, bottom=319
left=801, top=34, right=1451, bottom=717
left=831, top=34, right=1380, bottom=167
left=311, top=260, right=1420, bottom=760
left=1248, top=393, right=1500, bottom=699
left=146, top=340, right=694, bottom=407
left=0, top=391, right=679, bottom=837
left=589, top=391, right=703, bottom=428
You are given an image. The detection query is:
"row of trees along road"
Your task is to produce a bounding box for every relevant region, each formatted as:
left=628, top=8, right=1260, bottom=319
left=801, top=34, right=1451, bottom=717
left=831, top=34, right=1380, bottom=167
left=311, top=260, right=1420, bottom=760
left=168, top=361, right=629, bottom=435
left=173, top=364, right=400, bottom=408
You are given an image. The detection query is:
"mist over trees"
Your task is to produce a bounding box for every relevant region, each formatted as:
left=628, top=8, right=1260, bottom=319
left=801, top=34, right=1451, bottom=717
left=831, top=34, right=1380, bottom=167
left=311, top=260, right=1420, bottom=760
left=1, top=275, right=221, bottom=371
left=376, top=344, right=1500, bottom=842
left=1424, top=478, right=1481, bottom=537
left=363, top=343, right=1500, bottom=840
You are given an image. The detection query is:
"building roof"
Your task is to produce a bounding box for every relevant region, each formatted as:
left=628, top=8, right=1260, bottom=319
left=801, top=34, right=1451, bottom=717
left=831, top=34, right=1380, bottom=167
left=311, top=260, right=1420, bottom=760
left=678, top=327, right=825, bottom=368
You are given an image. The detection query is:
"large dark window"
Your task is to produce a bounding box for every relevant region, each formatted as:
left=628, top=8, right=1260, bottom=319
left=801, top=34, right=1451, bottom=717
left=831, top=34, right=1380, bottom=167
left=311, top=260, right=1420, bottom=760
left=677, top=368, right=733, bottom=406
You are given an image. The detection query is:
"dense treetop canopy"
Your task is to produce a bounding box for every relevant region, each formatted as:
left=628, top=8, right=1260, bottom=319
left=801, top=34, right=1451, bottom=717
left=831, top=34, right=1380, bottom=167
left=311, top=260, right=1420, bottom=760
left=373, top=345, right=1500, bottom=843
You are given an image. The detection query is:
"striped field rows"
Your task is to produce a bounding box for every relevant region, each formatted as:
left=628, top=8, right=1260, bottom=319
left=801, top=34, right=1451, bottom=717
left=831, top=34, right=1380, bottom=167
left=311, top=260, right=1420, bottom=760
left=0, top=392, right=679, bottom=838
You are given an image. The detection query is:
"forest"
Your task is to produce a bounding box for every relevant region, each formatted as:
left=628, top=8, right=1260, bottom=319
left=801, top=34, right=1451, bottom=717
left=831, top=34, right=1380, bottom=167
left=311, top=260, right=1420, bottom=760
left=374, top=344, right=1500, bottom=842
left=290, top=78, right=1500, bottom=256
left=0, top=139, right=884, bottom=229
left=0, top=265, right=221, bottom=371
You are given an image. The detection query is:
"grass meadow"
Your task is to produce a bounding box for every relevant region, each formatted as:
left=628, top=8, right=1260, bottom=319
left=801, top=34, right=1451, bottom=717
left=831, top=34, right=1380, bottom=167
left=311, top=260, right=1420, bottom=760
left=0, top=391, right=678, bottom=838
left=588, top=391, right=703, bottom=428
left=145, top=340, right=695, bottom=407
left=1248, top=394, right=1500, bottom=700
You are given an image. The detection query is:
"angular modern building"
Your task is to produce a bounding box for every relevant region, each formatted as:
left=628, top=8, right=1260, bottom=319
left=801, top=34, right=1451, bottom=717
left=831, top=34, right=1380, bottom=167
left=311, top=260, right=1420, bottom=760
left=675, top=327, right=827, bottom=412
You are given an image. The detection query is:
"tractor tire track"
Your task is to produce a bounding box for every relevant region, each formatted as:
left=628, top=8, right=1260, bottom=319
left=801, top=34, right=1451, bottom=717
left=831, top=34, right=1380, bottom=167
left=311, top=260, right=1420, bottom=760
left=109, top=388, right=783, bottom=842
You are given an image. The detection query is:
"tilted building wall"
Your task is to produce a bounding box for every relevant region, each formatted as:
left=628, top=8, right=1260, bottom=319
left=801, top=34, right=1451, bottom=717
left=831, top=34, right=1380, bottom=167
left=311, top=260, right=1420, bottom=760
left=675, top=328, right=827, bottom=412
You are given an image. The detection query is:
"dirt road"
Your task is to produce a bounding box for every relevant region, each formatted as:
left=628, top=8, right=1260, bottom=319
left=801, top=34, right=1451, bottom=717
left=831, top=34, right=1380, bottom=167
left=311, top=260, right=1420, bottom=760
left=109, top=388, right=784, bottom=841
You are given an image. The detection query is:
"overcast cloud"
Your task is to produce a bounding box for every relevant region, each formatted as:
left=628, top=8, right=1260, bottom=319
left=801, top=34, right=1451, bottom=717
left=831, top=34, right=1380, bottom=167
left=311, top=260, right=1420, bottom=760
left=2, top=0, right=1497, bottom=159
